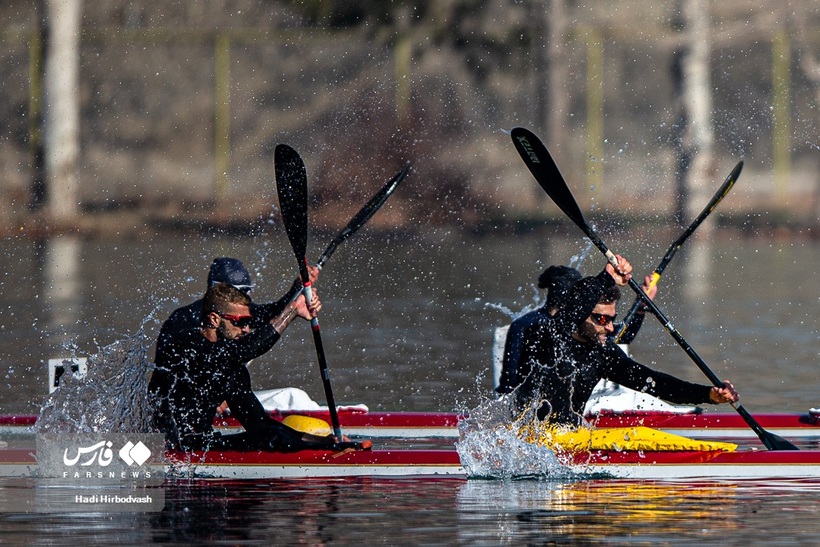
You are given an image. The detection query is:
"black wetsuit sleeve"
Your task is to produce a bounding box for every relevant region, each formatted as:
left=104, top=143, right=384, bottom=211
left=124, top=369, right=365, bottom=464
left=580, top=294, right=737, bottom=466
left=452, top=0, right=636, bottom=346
left=154, top=324, right=284, bottom=441
left=161, top=324, right=282, bottom=387
left=602, top=345, right=714, bottom=405
left=206, top=323, right=282, bottom=368
left=250, top=275, right=309, bottom=325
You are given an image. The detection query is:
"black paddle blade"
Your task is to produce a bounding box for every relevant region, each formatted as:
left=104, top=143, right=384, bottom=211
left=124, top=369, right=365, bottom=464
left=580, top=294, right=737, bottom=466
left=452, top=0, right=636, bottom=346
left=763, top=433, right=800, bottom=451
left=734, top=404, right=799, bottom=450
left=511, top=127, right=613, bottom=262
left=319, top=161, right=411, bottom=267
left=510, top=127, right=588, bottom=229
left=616, top=160, right=743, bottom=342
left=709, top=160, right=743, bottom=215
left=341, top=161, right=410, bottom=240
left=667, top=160, right=742, bottom=256
left=274, top=144, right=309, bottom=264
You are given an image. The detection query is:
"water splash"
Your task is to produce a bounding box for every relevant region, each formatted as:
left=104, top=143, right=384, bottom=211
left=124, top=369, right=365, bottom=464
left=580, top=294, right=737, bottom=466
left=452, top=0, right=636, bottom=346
left=35, top=332, right=155, bottom=435
left=455, top=397, right=581, bottom=480
left=568, top=237, right=595, bottom=270
left=483, top=282, right=545, bottom=321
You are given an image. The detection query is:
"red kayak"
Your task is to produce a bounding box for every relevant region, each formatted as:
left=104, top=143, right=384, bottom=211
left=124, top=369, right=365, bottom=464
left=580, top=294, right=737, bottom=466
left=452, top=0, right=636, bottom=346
left=3, top=441, right=820, bottom=480
left=239, top=408, right=820, bottom=440
left=588, top=409, right=820, bottom=440
left=567, top=448, right=820, bottom=480
left=3, top=408, right=819, bottom=439
left=2, top=408, right=819, bottom=480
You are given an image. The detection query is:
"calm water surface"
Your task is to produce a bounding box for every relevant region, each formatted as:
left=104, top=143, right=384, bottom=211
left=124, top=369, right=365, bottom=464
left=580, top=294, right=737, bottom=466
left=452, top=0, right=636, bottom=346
left=2, top=477, right=820, bottom=544
left=0, top=228, right=817, bottom=542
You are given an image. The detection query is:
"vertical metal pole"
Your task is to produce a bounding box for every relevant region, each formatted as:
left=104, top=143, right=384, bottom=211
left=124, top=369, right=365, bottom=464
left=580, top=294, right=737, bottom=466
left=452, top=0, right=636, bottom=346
left=585, top=27, right=604, bottom=190
left=28, top=18, right=46, bottom=210
left=44, top=0, right=82, bottom=223
left=772, top=30, right=791, bottom=203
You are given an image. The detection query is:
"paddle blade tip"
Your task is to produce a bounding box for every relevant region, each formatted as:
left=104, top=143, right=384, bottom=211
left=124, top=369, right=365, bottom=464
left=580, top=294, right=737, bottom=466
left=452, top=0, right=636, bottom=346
left=274, top=144, right=304, bottom=176
left=274, top=143, right=296, bottom=157
left=764, top=434, right=799, bottom=451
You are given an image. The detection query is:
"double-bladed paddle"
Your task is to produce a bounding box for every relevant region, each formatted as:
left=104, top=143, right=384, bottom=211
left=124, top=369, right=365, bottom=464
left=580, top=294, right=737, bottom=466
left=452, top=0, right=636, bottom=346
left=510, top=126, right=797, bottom=451
left=614, top=161, right=743, bottom=342
left=274, top=144, right=343, bottom=440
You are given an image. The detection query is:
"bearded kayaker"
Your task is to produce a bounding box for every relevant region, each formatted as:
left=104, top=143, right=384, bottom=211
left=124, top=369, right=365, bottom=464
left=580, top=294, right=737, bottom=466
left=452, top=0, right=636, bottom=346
left=151, top=256, right=318, bottom=414
left=150, top=282, right=338, bottom=451
left=497, top=264, right=657, bottom=395
left=514, top=255, right=739, bottom=425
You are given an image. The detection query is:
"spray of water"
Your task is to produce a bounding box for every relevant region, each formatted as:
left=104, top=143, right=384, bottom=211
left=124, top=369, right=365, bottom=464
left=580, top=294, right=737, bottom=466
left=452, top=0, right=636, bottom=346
left=455, top=396, right=585, bottom=480
left=569, top=236, right=595, bottom=270
left=35, top=332, right=155, bottom=435
left=483, top=287, right=543, bottom=321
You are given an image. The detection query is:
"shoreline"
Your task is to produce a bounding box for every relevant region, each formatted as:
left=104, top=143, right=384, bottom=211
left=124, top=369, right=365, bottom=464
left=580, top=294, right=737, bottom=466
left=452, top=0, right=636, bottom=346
left=6, top=208, right=817, bottom=242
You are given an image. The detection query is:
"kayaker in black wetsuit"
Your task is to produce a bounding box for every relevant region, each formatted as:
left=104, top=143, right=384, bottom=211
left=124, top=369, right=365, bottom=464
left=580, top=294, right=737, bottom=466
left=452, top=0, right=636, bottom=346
left=150, top=283, right=335, bottom=451
left=152, top=257, right=318, bottom=415
left=497, top=264, right=657, bottom=394
left=497, top=266, right=582, bottom=395
left=514, top=255, right=739, bottom=426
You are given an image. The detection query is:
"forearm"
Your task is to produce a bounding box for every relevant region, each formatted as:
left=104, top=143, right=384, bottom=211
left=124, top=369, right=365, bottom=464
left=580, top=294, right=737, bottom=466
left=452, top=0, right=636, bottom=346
left=251, top=294, right=290, bottom=326
left=271, top=302, right=301, bottom=334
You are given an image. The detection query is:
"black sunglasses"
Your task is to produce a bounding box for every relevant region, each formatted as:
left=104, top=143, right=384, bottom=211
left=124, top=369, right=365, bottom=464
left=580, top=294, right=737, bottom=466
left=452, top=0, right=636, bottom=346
left=590, top=312, right=617, bottom=326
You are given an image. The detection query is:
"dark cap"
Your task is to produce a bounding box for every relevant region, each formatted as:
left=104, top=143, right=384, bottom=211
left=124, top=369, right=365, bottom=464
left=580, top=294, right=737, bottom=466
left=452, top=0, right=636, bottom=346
left=538, top=265, right=582, bottom=310
left=207, top=257, right=254, bottom=293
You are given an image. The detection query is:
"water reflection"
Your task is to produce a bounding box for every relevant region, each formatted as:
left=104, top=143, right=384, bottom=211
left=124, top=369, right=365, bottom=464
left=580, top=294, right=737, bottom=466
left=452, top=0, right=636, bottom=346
left=41, top=235, right=82, bottom=337
left=151, top=478, right=451, bottom=544
left=2, top=475, right=819, bottom=543
left=150, top=480, right=268, bottom=544
left=457, top=479, right=740, bottom=542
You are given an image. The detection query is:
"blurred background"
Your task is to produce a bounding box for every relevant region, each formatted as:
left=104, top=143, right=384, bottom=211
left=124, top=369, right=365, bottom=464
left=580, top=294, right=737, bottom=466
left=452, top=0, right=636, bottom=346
left=0, top=0, right=817, bottom=235
left=0, top=1, right=817, bottom=415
